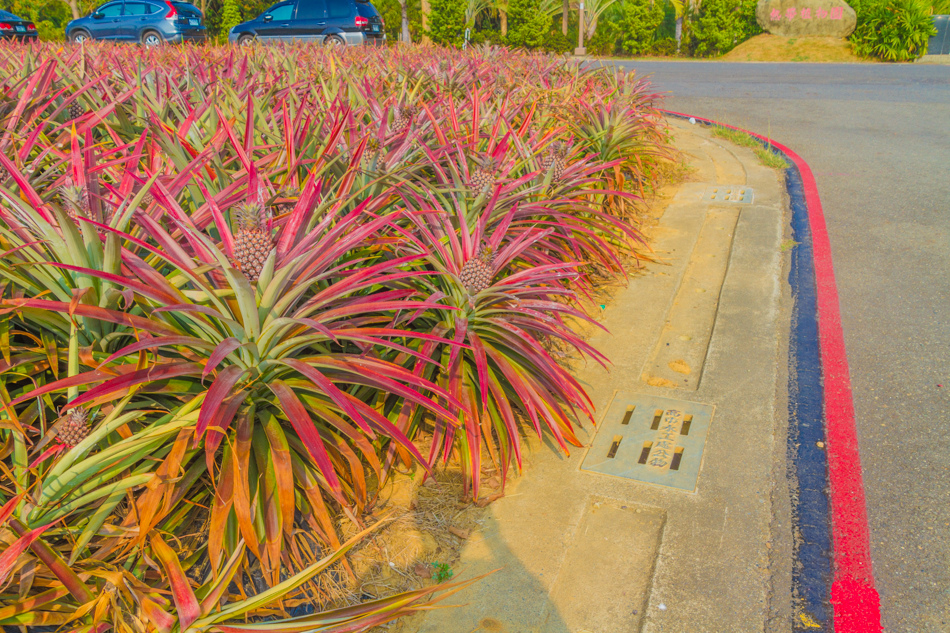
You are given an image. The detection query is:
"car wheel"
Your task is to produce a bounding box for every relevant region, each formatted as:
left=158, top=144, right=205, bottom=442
left=70, top=30, right=90, bottom=44
left=324, top=35, right=345, bottom=48
left=237, top=34, right=256, bottom=46
left=141, top=30, right=163, bottom=47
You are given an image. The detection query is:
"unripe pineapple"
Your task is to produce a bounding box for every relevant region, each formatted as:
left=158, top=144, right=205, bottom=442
left=231, top=202, right=273, bottom=283
left=493, top=77, right=509, bottom=99
left=540, top=142, right=569, bottom=182
left=361, top=138, right=383, bottom=171
left=60, top=181, right=89, bottom=221
left=68, top=100, right=85, bottom=120
left=57, top=408, right=90, bottom=448
left=391, top=104, right=416, bottom=133
left=470, top=157, right=499, bottom=197
left=276, top=187, right=298, bottom=213
left=459, top=248, right=495, bottom=294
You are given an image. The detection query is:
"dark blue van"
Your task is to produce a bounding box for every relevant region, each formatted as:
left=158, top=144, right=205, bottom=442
left=65, top=0, right=206, bottom=45
left=228, top=0, right=384, bottom=46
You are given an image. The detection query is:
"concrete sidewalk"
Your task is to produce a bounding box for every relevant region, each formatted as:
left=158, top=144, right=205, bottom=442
left=404, top=119, right=795, bottom=633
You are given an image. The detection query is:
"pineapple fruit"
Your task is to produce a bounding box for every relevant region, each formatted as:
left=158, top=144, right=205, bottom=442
left=391, top=104, right=416, bottom=133
left=540, top=142, right=569, bottom=182
left=58, top=408, right=90, bottom=448
left=470, top=157, right=499, bottom=197
left=361, top=137, right=383, bottom=171
left=459, top=247, right=495, bottom=294
left=231, top=201, right=273, bottom=283
left=68, top=100, right=85, bottom=120
left=60, top=180, right=90, bottom=221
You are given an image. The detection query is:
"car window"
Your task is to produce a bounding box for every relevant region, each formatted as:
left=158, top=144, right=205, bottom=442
left=265, top=2, right=294, bottom=20
left=172, top=2, right=201, bottom=17
left=123, top=2, right=151, bottom=15
left=326, top=0, right=350, bottom=19
left=97, top=3, right=124, bottom=17
left=295, top=0, right=324, bottom=20
left=0, top=10, right=17, bottom=20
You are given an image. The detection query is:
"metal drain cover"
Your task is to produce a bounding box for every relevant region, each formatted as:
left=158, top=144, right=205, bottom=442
left=703, top=185, right=753, bottom=204
left=582, top=394, right=715, bottom=492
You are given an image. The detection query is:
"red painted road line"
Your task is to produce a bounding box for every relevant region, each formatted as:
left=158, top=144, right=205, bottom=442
left=660, top=110, right=883, bottom=632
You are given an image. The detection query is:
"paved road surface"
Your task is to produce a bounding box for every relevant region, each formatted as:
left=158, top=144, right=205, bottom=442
left=606, top=61, right=950, bottom=633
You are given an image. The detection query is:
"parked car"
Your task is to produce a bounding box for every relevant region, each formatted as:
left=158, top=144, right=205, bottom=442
left=0, top=10, right=38, bottom=41
left=229, top=0, right=385, bottom=47
left=65, top=0, right=206, bottom=46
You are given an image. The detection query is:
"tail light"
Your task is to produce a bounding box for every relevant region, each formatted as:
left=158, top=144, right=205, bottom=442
left=355, top=16, right=368, bottom=28
left=27, top=23, right=36, bottom=30
left=164, top=0, right=178, bottom=18
left=0, top=23, right=12, bottom=30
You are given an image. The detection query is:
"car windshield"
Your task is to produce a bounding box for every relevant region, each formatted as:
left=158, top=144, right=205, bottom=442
left=172, top=2, right=201, bottom=13
left=0, top=10, right=19, bottom=19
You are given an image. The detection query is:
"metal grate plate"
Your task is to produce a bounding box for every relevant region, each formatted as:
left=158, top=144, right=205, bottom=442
left=581, top=394, right=715, bottom=492
left=703, top=185, right=753, bottom=204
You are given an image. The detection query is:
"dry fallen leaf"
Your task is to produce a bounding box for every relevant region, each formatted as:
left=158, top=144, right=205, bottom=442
left=413, top=563, right=432, bottom=578
left=448, top=526, right=470, bottom=540
left=474, top=493, right=504, bottom=508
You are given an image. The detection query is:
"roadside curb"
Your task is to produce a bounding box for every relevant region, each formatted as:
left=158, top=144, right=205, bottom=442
left=660, top=110, right=883, bottom=633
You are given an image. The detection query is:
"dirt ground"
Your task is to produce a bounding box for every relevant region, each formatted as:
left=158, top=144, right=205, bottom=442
left=720, top=34, right=876, bottom=63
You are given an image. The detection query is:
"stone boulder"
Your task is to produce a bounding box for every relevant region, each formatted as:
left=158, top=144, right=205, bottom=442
left=756, top=0, right=857, bottom=37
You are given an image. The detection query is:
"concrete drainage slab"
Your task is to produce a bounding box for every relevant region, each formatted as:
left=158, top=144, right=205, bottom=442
left=703, top=185, right=753, bottom=204
left=582, top=393, right=715, bottom=492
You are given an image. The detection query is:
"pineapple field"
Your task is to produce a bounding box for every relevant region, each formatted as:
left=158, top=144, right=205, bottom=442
left=0, top=41, right=670, bottom=629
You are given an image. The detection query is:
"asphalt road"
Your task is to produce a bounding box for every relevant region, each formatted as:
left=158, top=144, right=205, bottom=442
left=605, top=61, right=950, bottom=633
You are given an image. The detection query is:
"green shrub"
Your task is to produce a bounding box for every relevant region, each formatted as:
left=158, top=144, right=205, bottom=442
left=221, top=0, right=243, bottom=37
left=850, top=0, right=937, bottom=60
left=506, top=0, right=553, bottom=48
left=617, top=0, right=665, bottom=55
left=688, top=0, right=760, bottom=56
left=36, top=19, right=63, bottom=41
left=932, top=0, right=950, bottom=12
left=542, top=26, right=575, bottom=52
left=650, top=37, right=678, bottom=55
left=429, top=0, right=467, bottom=46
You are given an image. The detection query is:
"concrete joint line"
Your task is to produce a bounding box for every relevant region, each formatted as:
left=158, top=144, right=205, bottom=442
left=641, top=206, right=741, bottom=391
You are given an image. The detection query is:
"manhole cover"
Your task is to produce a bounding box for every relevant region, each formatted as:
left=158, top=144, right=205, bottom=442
left=703, top=185, right=753, bottom=204
left=581, top=394, right=715, bottom=492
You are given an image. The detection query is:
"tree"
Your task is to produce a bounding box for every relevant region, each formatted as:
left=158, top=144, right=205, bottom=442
left=428, top=0, right=466, bottom=45
left=221, top=0, right=243, bottom=37
left=400, top=0, right=412, bottom=42
left=506, top=0, right=552, bottom=47
left=617, top=0, right=665, bottom=54
left=580, top=0, right=619, bottom=39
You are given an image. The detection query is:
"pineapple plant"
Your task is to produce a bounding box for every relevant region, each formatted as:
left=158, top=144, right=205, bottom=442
left=391, top=104, right=416, bottom=133
left=60, top=180, right=89, bottom=221
left=540, top=142, right=569, bottom=182
left=459, top=247, right=495, bottom=295
left=231, top=201, right=273, bottom=283
left=470, top=157, right=500, bottom=197
left=56, top=408, right=91, bottom=448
